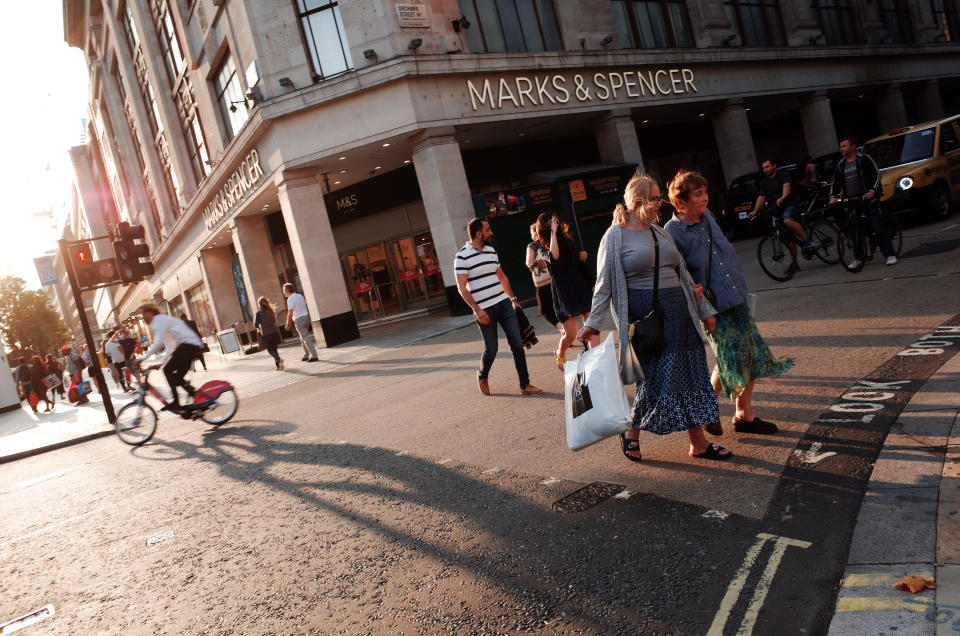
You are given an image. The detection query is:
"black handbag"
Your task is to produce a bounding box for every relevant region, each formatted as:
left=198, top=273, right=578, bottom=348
left=629, top=229, right=667, bottom=356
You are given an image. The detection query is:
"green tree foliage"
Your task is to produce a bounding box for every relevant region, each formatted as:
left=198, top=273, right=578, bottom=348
left=0, top=276, right=71, bottom=363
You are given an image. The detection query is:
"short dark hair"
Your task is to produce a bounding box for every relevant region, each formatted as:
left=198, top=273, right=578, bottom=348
left=760, top=158, right=777, bottom=167
left=467, top=218, right=486, bottom=239
left=840, top=136, right=857, bottom=146
left=18, top=356, right=25, bottom=364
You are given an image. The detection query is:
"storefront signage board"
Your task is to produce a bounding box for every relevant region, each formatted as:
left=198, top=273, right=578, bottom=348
left=355, top=280, right=373, bottom=294
left=399, top=268, right=419, bottom=282
left=324, top=166, right=420, bottom=227
left=396, top=4, right=429, bottom=27
left=203, top=149, right=264, bottom=230
left=466, top=68, right=697, bottom=111
left=423, top=262, right=440, bottom=276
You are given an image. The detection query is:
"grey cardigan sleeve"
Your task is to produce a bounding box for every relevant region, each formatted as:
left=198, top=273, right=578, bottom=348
left=584, top=230, right=613, bottom=332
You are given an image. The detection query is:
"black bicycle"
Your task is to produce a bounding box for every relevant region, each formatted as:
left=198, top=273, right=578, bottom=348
left=754, top=202, right=845, bottom=282
left=833, top=198, right=903, bottom=273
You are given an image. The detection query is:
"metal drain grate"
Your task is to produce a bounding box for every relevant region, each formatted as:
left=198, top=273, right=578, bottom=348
left=552, top=482, right=625, bottom=513
left=903, top=238, right=960, bottom=258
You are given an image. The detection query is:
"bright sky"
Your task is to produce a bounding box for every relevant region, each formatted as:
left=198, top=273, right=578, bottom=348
left=0, top=2, right=89, bottom=289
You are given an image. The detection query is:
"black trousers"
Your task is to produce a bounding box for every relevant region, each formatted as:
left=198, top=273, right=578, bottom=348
left=163, top=344, right=202, bottom=406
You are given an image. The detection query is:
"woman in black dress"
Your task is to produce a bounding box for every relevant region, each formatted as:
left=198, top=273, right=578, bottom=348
left=525, top=223, right=560, bottom=331
left=29, top=355, right=53, bottom=413
left=536, top=212, right=598, bottom=370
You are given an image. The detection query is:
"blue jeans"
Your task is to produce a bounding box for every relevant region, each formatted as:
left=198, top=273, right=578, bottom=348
left=477, top=298, right=530, bottom=389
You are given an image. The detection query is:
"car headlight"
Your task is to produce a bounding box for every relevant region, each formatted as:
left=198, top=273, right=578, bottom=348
left=898, top=175, right=914, bottom=190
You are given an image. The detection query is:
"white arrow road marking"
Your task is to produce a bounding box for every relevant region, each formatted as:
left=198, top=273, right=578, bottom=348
left=708, top=533, right=812, bottom=636
left=794, top=442, right=837, bottom=464
left=702, top=509, right=729, bottom=520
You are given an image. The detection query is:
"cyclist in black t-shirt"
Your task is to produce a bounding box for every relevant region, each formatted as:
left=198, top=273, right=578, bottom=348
left=748, top=158, right=814, bottom=274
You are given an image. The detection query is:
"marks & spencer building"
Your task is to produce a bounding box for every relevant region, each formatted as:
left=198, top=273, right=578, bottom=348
left=64, top=0, right=960, bottom=347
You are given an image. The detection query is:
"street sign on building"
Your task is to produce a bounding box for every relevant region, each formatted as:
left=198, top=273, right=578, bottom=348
left=33, top=255, right=58, bottom=286
left=396, top=4, right=429, bottom=27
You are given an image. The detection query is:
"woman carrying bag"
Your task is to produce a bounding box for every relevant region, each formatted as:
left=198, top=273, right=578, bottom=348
left=254, top=297, right=284, bottom=371
left=577, top=173, right=730, bottom=462
left=29, top=355, right=54, bottom=413
left=525, top=223, right=561, bottom=331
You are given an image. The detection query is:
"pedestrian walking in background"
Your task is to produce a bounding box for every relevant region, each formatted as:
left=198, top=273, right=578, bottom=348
left=525, top=223, right=561, bottom=331
left=117, top=329, right=142, bottom=384
left=45, top=353, right=65, bottom=399
left=29, top=355, right=53, bottom=413
left=255, top=297, right=284, bottom=371
left=105, top=332, right=132, bottom=392
left=455, top=218, right=543, bottom=397
left=63, top=345, right=90, bottom=404
left=578, top=173, right=730, bottom=462
left=665, top=169, right=794, bottom=435
left=536, top=213, right=598, bottom=370
left=14, top=356, right=31, bottom=403
left=283, top=283, right=318, bottom=362
left=179, top=314, right=208, bottom=371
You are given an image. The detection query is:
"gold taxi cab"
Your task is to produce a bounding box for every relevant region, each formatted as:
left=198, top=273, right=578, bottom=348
left=862, top=115, right=960, bottom=219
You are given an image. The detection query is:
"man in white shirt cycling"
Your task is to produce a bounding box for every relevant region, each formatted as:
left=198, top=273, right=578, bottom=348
left=136, top=302, right=204, bottom=415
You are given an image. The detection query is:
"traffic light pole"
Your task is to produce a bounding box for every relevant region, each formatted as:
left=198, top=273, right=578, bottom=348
left=59, top=239, right=116, bottom=424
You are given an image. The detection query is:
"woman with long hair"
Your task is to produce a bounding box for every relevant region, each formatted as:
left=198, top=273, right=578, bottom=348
left=577, top=173, right=730, bottom=462
left=536, top=212, right=597, bottom=369
left=29, top=355, right=54, bottom=413
left=664, top=170, right=793, bottom=435
left=44, top=353, right=63, bottom=403
left=525, top=222, right=561, bottom=331
left=254, top=296, right=284, bottom=370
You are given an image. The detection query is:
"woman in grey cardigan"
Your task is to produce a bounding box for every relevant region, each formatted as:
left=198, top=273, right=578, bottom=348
left=577, top=174, right=730, bottom=462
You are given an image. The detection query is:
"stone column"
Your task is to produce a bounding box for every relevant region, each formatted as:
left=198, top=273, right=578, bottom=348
left=594, top=109, right=644, bottom=171
left=914, top=80, right=945, bottom=122
left=198, top=247, right=245, bottom=336
left=276, top=168, right=360, bottom=348
left=876, top=84, right=909, bottom=132
left=799, top=91, right=839, bottom=158
left=409, top=127, right=474, bottom=316
left=712, top=99, right=758, bottom=187
left=230, top=215, right=284, bottom=313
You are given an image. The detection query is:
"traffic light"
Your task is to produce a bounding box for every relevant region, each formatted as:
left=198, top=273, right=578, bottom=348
left=73, top=242, right=119, bottom=289
left=113, top=222, right=155, bottom=284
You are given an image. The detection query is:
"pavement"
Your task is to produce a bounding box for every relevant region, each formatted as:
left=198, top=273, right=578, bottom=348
left=828, top=352, right=960, bottom=635
left=0, top=311, right=474, bottom=465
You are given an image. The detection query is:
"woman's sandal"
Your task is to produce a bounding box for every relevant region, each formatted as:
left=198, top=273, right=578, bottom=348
left=555, top=352, right=566, bottom=371
left=691, top=443, right=732, bottom=461
left=620, top=433, right=642, bottom=462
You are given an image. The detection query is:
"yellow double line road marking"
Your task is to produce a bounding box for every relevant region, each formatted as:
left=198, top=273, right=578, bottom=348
left=834, top=571, right=935, bottom=613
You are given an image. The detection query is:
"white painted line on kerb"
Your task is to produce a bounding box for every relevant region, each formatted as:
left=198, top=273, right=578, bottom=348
left=707, top=533, right=811, bottom=636
left=0, top=605, right=55, bottom=634
left=10, top=467, right=76, bottom=490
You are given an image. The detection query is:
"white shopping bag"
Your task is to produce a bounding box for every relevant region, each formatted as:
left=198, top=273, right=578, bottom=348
left=564, top=333, right=632, bottom=451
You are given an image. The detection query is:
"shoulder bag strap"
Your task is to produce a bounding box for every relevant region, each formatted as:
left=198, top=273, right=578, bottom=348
left=650, top=229, right=660, bottom=309
left=704, top=219, right=713, bottom=300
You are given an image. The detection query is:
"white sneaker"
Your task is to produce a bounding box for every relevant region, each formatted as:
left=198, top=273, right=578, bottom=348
left=886, top=256, right=898, bottom=265
left=848, top=259, right=863, bottom=269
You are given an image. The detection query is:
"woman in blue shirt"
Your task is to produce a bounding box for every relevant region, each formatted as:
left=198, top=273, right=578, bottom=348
left=664, top=170, right=793, bottom=436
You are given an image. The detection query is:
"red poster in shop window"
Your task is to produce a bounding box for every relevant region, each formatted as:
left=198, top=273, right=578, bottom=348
left=399, top=268, right=418, bottom=282
left=354, top=280, right=373, bottom=294
left=423, top=263, right=440, bottom=276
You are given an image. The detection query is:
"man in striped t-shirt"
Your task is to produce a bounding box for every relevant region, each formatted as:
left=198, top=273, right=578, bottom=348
left=455, top=218, right=543, bottom=396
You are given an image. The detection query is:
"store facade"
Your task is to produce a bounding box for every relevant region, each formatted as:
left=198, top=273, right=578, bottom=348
left=64, top=0, right=960, bottom=349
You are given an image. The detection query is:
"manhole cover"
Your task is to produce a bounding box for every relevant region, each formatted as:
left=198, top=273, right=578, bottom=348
left=903, top=238, right=960, bottom=258
left=552, top=482, right=625, bottom=513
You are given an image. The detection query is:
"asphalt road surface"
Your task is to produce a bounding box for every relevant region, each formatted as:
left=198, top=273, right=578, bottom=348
left=2, top=215, right=960, bottom=635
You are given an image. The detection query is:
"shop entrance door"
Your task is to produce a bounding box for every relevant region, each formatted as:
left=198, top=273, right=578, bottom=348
left=342, top=243, right=402, bottom=322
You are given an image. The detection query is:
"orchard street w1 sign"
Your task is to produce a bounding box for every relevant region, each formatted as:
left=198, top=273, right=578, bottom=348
left=466, top=68, right=698, bottom=111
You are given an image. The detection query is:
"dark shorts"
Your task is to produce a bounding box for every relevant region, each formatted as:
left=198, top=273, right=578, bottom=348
left=780, top=205, right=800, bottom=224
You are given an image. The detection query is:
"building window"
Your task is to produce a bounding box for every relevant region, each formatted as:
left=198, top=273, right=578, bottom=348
left=175, top=77, right=210, bottom=182
left=215, top=54, right=249, bottom=141
left=457, top=0, right=563, bottom=53
left=880, top=0, right=914, bottom=42
left=723, top=0, right=786, bottom=46
left=812, top=0, right=859, bottom=44
left=295, top=1, right=353, bottom=79
left=151, top=0, right=185, bottom=85
left=156, top=135, right=181, bottom=212
left=611, top=0, right=695, bottom=49
left=932, top=0, right=960, bottom=41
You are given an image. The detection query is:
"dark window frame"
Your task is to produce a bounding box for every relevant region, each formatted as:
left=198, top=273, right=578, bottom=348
left=932, top=0, right=960, bottom=42
left=213, top=52, right=249, bottom=142
left=612, top=0, right=696, bottom=49
left=879, top=0, right=915, bottom=43
left=293, top=0, right=353, bottom=80
left=458, top=0, right=562, bottom=53
left=812, top=0, right=861, bottom=45
left=723, top=0, right=786, bottom=46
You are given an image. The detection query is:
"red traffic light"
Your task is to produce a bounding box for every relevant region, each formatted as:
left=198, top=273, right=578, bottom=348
left=77, top=249, right=89, bottom=262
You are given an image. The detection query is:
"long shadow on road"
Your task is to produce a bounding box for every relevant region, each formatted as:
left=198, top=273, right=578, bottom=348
left=137, top=420, right=762, bottom=634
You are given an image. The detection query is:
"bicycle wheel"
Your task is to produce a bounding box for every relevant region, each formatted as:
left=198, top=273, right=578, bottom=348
left=200, top=387, right=238, bottom=426
left=884, top=213, right=903, bottom=257
left=757, top=235, right=796, bottom=281
left=809, top=221, right=844, bottom=265
left=115, top=401, right=158, bottom=446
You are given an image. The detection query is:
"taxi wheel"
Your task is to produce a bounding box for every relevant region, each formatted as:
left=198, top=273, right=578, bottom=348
left=931, top=185, right=951, bottom=219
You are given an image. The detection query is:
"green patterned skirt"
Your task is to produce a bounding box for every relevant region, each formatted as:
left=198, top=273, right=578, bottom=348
left=708, top=300, right=794, bottom=398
